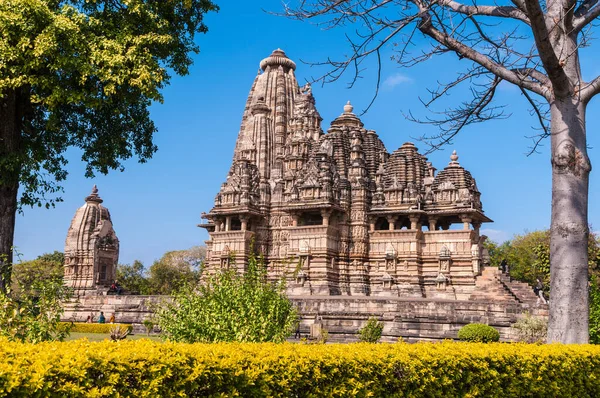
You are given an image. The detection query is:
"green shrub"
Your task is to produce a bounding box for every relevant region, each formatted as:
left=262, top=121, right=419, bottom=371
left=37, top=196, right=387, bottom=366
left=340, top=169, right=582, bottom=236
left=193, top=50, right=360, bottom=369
left=358, top=317, right=383, bottom=343
left=156, top=250, right=297, bottom=343
left=512, top=313, right=548, bottom=343
left=458, top=323, right=500, bottom=342
left=142, top=319, right=155, bottom=335
left=61, top=323, right=132, bottom=334
left=1, top=341, right=600, bottom=396
left=0, top=278, right=71, bottom=343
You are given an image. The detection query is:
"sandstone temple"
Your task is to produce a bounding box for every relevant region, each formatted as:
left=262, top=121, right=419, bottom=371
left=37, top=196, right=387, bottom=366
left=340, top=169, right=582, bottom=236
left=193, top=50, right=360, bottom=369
left=64, top=186, right=119, bottom=295
left=200, top=49, right=492, bottom=300
left=62, top=50, right=547, bottom=341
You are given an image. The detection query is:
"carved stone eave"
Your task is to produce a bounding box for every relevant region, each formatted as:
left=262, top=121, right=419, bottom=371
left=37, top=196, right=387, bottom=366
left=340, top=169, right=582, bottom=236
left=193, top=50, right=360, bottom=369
left=424, top=208, right=493, bottom=223
left=283, top=202, right=344, bottom=213
left=207, top=206, right=265, bottom=218
left=368, top=209, right=427, bottom=217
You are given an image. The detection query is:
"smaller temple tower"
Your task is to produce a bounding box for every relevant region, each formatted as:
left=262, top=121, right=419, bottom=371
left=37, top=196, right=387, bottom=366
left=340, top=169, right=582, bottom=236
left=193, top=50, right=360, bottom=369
left=64, top=186, right=119, bottom=295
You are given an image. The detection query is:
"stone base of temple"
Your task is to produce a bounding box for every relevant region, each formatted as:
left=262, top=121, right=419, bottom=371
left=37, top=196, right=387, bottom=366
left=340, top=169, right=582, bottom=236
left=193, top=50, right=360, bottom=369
left=292, top=296, right=548, bottom=342
left=61, top=268, right=546, bottom=342
left=62, top=295, right=166, bottom=324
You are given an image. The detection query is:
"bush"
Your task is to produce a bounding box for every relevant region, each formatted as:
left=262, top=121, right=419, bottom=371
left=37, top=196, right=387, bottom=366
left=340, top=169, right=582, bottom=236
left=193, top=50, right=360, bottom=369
left=358, top=317, right=384, bottom=343
left=458, top=323, right=500, bottom=342
left=62, top=323, right=133, bottom=334
left=512, top=313, right=548, bottom=343
left=591, top=276, right=600, bottom=344
left=156, top=251, right=297, bottom=343
left=0, top=278, right=71, bottom=343
left=1, top=341, right=600, bottom=396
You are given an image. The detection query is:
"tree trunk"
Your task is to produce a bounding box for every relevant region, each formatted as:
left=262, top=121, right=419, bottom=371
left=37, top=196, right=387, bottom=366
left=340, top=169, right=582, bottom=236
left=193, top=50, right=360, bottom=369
left=547, top=97, right=591, bottom=344
left=0, top=89, right=21, bottom=292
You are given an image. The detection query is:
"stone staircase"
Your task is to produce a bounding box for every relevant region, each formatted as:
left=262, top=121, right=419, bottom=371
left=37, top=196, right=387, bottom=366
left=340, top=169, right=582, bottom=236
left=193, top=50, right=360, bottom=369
left=469, top=267, right=543, bottom=306
left=497, top=273, right=540, bottom=305
left=469, top=267, right=520, bottom=302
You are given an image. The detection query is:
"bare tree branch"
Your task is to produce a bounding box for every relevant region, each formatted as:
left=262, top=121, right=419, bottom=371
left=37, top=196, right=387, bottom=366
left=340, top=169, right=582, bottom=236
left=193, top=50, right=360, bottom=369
left=581, top=75, right=600, bottom=102
left=440, top=0, right=531, bottom=25
left=416, top=8, right=551, bottom=99
left=573, top=4, right=600, bottom=31
left=522, top=0, right=571, bottom=96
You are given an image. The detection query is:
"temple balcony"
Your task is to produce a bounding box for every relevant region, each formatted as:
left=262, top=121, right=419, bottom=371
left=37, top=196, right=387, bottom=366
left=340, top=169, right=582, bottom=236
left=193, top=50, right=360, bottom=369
left=286, top=225, right=340, bottom=254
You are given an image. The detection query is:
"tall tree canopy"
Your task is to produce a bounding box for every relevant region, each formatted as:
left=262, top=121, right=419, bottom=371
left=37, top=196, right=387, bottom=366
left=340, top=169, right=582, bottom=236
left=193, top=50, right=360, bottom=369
left=0, top=0, right=218, bottom=290
left=284, top=0, right=600, bottom=343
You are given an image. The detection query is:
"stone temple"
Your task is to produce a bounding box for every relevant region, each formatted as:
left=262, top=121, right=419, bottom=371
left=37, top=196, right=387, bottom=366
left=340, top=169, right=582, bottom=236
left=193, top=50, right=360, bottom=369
left=200, top=49, right=493, bottom=300
left=64, top=186, right=119, bottom=295
left=63, top=50, right=547, bottom=341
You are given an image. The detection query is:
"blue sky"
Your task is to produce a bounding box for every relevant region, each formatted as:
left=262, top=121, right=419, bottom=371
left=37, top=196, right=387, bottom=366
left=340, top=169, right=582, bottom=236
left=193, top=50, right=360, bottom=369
left=13, top=1, right=600, bottom=266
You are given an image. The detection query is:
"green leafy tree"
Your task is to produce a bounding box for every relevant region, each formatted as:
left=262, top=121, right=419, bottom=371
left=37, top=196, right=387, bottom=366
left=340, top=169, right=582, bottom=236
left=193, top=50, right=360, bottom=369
left=116, top=260, right=150, bottom=295
left=488, top=230, right=600, bottom=293
left=156, top=252, right=298, bottom=343
left=0, top=0, right=219, bottom=291
left=11, top=251, right=64, bottom=296
left=358, top=317, right=384, bottom=343
left=148, top=248, right=203, bottom=295
left=0, top=277, right=72, bottom=343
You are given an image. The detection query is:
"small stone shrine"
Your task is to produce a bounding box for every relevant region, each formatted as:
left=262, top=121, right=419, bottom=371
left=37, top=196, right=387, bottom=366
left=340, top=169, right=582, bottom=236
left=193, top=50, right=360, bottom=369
left=200, top=49, right=492, bottom=300
left=64, top=186, right=119, bottom=295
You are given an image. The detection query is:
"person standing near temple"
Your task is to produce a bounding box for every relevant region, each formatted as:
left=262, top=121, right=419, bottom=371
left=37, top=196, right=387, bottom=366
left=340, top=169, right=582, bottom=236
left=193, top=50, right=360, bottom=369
left=535, top=278, right=547, bottom=304
left=98, top=311, right=106, bottom=324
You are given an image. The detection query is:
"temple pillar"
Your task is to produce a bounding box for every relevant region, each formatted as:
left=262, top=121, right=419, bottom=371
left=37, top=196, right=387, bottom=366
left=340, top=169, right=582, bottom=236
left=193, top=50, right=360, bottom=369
left=369, top=217, right=375, bottom=232
left=225, top=216, right=232, bottom=231
left=240, top=216, right=249, bottom=231
left=409, top=215, right=420, bottom=230
left=428, top=217, right=437, bottom=231
left=460, top=215, right=472, bottom=230
left=387, top=215, right=396, bottom=231
left=292, top=214, right=298, bottom=227
left=472, top=221, right=481, bottom=234
left=321, top=209, right=331, bottom=226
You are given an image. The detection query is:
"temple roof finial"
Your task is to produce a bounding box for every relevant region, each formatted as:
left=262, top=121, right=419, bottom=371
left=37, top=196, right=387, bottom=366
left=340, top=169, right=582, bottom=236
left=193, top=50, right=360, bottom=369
left=85, top=184, right=103, bottom=204
left=344, top=101, right=354, bottom=114
left=450, top=150, right=459, bottom=164
left=259, top=49, right=296, bottom=71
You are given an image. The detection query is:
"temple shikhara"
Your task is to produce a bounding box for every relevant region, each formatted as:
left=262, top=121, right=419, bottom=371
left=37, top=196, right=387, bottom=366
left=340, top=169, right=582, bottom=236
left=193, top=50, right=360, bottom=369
left=200, top=49, right=494, bottom=299
left=64, top=186, right=119, bottom=295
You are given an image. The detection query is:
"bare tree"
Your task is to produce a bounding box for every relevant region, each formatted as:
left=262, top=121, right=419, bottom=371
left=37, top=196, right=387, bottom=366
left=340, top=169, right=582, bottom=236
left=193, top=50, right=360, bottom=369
left=282, top=0, right=600, bottom=343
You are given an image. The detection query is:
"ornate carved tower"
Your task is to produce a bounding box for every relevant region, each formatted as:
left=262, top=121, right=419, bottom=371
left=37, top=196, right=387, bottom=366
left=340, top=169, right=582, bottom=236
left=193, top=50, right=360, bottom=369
left=201, top=50, right=492, bottom=298
left=64, top=186, right=119, bottom=295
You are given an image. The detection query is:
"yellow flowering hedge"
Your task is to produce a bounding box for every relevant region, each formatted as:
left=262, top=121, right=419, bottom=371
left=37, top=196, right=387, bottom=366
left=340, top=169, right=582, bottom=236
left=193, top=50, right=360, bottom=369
left=59, top=323, right=133, bottom=334
left=0, top=340, right=599, bottom=397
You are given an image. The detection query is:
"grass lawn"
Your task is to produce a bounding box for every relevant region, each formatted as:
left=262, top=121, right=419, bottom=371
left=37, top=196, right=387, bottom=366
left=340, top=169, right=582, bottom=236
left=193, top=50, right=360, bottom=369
left=66, top=332, right=163, bottom=342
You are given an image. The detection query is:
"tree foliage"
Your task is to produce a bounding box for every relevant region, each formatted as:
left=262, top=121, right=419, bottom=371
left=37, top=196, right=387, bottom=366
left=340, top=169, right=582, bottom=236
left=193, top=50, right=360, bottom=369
left=11, top=251, right=64, bottom=296
left=147, top=247, right=204, bottom=295
left=0, top=277, right=71, bottom=343
left=116, top=246, right=205, bottom=295
left=0, top=0, right=218, bottom=290
left=116, top=260, right=150, bottom=295
left=590, top=276, right=600, bottom=344
left=156, top=252, right=298, bottom=343
left=488, top=230, right=600, bottom=292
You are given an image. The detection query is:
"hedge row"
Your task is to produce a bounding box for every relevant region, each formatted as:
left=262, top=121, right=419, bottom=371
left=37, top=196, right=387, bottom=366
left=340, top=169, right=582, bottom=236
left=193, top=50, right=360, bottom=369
left=60, top=323, right=133, bottom=334
left=0, top=340, right=599, bottom=397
